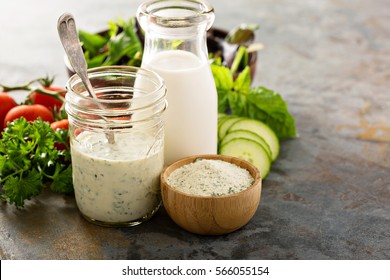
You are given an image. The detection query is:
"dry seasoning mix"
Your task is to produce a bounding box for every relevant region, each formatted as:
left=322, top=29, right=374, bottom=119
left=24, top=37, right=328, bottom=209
left=166, top=159, right=254, bottom=196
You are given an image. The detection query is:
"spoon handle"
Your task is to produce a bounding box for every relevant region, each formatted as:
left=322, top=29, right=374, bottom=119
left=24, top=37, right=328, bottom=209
left=57, top=13, right=115, bottom=144
left=57, top=13, right=97, bottom=100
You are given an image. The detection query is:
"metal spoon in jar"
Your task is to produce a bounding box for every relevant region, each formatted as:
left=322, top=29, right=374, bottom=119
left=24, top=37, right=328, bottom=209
left=57, top=13, right=115, bottom=144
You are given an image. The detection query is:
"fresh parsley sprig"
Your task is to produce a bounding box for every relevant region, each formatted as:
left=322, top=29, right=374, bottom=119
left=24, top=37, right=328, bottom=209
left=211, top=46, right=297, bottom=140
left=0, top=118, right=73, bottom=208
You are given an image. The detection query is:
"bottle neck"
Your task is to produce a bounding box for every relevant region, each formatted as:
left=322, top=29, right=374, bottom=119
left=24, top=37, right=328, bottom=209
left=142, top=25, right=210, bottom=64
left=137, top=0, right=215, bottom=64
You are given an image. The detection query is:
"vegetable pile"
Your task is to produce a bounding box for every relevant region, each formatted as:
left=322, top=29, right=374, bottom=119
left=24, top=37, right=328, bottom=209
left=0, top=77, right=72, bottom=207
left=211, top=47, right=296, bottom=178
left=78, top=18, right=143, bottom=68
left=0, top=118, right=72, bottom=207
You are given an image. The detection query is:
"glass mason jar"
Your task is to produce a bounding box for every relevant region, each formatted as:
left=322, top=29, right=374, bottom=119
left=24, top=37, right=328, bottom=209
left=65, top=66, right=167, bottom=227
left=137, top=0, right=218, bottom=165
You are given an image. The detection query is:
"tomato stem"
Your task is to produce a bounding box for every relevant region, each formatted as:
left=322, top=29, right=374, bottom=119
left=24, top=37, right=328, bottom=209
left=1, top=84, right=31, bottom=92
left=0, top=77, right=50, bottom=92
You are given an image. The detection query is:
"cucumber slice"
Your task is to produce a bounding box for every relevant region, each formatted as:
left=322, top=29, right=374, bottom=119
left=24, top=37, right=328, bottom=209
left=228, top=119, right=279, bottom=161
left=218, top=113, right=228, bottom=119
left=220, top=138, right=271, bottom=179
left=217, top=115, right=231, bottom=130
left=217, top=116, right=243, bottom=141
left=220, top=129, right=272, bottom=158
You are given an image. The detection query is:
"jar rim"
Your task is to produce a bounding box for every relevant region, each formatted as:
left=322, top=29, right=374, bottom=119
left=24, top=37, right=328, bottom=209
left=65, top=65, right=167, bottom=127
left=66, top=66, right=165, bottom=103
left=137, top=0, right=214, bottom=28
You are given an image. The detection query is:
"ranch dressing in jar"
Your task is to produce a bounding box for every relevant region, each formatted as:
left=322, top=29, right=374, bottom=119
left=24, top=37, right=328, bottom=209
left=71, top=132, right=163, bottom=224
left=137, top=0, right=218, bottom=165
left=65, top=66, right=166, bottom=227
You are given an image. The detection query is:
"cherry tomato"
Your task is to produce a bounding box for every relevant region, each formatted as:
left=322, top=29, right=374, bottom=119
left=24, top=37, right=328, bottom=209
left=0, top=93, right=18, bottom=131
left=4, top=104, right=54, bottom=128
left=50, top=119, right=69, bottom=151
left=50, top=119, right=69, bottom=131
left=29, top=86, right=66, bottom=111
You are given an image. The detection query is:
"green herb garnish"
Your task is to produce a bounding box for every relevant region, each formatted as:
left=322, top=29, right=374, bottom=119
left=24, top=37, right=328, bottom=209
left=0, top=118, right=73, bottom=207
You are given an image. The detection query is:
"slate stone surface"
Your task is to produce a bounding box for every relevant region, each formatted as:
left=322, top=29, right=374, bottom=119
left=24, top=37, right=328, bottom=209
left=0, top=0, right=389, bottom=259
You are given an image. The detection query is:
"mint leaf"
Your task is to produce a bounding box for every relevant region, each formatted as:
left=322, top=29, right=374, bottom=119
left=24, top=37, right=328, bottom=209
left=233, top=66, right=251, bottom=94
left=227, top=90, right=248, bottom=116
left=211, top=64, right=233, bottom=112
left=211, top=64, right=234, bottom=92
left=246, top=87, right=297, bottom=139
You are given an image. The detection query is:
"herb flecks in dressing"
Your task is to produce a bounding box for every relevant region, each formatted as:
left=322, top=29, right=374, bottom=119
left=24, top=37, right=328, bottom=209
left=71, top=131, right=163, bottom=223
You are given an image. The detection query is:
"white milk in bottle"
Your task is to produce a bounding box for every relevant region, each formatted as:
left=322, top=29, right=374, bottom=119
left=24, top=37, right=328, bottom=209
left=137, top=0, right=218, bottom=165
left=143, top=50, right=217, bottom=164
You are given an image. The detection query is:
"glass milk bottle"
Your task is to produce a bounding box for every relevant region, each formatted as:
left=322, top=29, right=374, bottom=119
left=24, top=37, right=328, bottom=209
left=65, top=66, right=167, bottom=227
left=137, top=0, right=218, bottom=165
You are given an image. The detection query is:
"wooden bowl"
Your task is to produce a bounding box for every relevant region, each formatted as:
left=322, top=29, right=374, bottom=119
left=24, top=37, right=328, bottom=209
left=161, top=154, right=262, bottom=235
